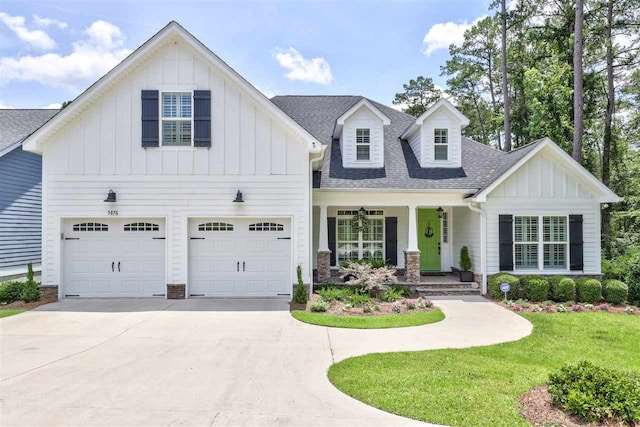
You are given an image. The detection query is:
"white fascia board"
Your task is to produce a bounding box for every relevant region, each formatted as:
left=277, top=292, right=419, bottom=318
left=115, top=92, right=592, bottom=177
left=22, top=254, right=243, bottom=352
left=23, top=21, right=321, bottom=154
left=0, top=141, right=21, bottom=158
left=471, top=138, right=622, bottom=203
left=333, top=99, right=391, bottom=139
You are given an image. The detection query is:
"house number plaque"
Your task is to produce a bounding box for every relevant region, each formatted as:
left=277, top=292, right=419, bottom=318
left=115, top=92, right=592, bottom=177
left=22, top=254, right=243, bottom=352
left=107, top=210, right=119, bottom=216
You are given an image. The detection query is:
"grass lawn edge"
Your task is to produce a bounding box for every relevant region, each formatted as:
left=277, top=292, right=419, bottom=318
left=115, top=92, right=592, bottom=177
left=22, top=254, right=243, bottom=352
left=0, top=309, right=27, bottom=318
left=291, top=309, right=445, bottom=329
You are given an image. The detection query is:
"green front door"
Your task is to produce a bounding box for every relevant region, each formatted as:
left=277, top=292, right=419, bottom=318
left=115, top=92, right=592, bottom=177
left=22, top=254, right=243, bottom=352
left=417, top=209, right=441, bottom=271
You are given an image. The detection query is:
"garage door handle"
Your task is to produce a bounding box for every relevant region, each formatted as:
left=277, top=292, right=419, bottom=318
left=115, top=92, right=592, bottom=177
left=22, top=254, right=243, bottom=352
left=237, top=261, right=240, bottom=272
left=118, top=261, right=121, bottom=272
left=190, top=237, right=205, bottom=240
left=243, top=261, right=245, bottom=272
left=277, top=237, right=291, bottom=240
left=112, top=262, right=115, bottom=272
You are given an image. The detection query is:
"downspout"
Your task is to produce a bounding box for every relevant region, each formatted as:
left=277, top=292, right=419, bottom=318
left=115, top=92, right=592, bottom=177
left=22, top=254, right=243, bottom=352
left=467, top=202, right=487, bottom=294
left=309, top=143, right=326, bottom=299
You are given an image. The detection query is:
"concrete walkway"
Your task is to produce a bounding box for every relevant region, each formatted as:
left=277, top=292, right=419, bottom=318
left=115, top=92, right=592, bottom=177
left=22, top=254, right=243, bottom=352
left=0, top=297, right=532, bottom=426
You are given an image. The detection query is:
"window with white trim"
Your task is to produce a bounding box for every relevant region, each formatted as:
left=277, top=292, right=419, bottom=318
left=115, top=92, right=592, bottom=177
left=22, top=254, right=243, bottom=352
left=198, top=222, right=233, bottom=231
left=355, top=128, right=370, bottom=161
left=124, top=222, right=159, bottom=231
left=336, top=210, right=384, bottom=264
left=514, top=216, right=568, bottom=270
left=249, top=222, right=284, bottom=231
left=434, top=128, right=448, bottom=161
left=73, top=222, right=108, bottom=232
left=161, top=92, right=192, bottom=147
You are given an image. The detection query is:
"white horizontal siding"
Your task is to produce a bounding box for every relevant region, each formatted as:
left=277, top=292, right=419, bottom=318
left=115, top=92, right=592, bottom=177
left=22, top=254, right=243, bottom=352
left=340, top=106, right=384, bottom=168
left=451, top=206, right=481, bottom=272
left=408, top=130, right=421, bottom=164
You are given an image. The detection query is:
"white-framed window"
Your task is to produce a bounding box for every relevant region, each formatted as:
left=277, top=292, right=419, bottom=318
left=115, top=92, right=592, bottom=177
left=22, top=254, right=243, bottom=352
left=514, top=215, right=568, bottom=271
left=434, top=128, right=448, bottom=161
left=355, top=128, right=371, bottom=161
left=124, top=222, right=159, bottom=231
left=336, top=210, right=384, bottom=264
left=249, top=222, right=284, bottom=231
left=198, top=222, right=233, bottom=231
left=161, top=91, right=192, bottom=147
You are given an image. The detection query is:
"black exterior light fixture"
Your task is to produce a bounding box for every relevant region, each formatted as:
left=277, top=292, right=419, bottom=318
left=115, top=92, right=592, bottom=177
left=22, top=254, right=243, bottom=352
left=233, top=190, right=244, bottom=203
left=104, top=189, right=116, bottom=203
left=437, top=206, right=444, bottom=219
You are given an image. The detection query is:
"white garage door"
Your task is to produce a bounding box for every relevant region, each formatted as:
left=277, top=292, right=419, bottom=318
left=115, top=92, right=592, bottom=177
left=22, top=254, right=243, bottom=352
left=63, top=218, right=166, bottom=297
left=189, top=218, right=292, bottom=297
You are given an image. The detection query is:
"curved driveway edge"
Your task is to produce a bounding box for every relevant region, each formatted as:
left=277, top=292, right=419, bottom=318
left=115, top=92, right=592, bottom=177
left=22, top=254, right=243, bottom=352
left=0, top=296, right=531, bottom=426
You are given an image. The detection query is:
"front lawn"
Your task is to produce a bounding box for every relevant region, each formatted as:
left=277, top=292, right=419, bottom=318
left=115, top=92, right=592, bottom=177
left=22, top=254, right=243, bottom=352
left=328, top=313, right=640, bottom=426
left=292, top=309, right=444, bottom=329
left=0, top=309, right=26, bottom=318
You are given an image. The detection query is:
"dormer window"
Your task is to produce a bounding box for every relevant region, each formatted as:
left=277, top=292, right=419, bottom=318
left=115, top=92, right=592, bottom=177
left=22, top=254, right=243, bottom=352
left=434, top=128, right=448, bottom=161
left=161, top=92, right=192, bottom=146
left=356, top=128, right=370, bottom=161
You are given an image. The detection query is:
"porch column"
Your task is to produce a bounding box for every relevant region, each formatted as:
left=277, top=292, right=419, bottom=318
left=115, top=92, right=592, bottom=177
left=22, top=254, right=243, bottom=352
left=317, top=205, right=331, bottom=283
left=404, top=204, right=421, bottom=284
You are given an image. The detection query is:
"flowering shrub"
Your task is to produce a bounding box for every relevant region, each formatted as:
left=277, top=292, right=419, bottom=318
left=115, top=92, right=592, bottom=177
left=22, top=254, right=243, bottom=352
left=531, top=304, right=543, bottom=312
left=544, top=304, right=555, bottom=313
left=598, top=303, right=610, bottom=311
left=339, top=261, right=397, bottom=292
left=572, top=304, right=583, bottom=312
left=556, top=304, right=567, bottom=313
left=506, top=300, right=515, bottom=307
left=584, top=303, right=594, bottom=310
left=512, top=304, right=523, bottom=312
left=625, top=306, right=635, bottom=315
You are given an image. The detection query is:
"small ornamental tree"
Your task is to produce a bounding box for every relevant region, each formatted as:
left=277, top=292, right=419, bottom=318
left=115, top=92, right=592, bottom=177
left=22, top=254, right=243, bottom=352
left=293, top=265, right=308, bottom=304
left=460, top=246, right=472, bottom=271
left=339, top=261, right=397, bottom=293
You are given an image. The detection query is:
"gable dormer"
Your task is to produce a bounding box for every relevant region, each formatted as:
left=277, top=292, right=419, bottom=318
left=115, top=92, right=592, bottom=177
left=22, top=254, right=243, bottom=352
left=333, top=98, right=390, bottom=169
left=401, top=99, right=469, bottom=169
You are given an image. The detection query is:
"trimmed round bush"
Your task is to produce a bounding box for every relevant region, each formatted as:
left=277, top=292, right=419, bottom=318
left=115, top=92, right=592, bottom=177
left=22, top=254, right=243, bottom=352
left=602, top=279, right=628, bottom=304
left=488, top=273, right=520, bottom=300
left=520, top=275, right=550, bottom=302
left=575, top=278, right=602, bottom=303
left=549, top=276, right=576, bottom=302
left=0, top=281, right=25, bottom=304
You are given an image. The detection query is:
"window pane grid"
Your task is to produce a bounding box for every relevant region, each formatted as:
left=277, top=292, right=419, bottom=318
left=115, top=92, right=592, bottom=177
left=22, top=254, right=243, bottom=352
left=434, top=128, right=448, bottom=144
left=355, top=128, right=370, bottom=161
left=514, top=215, right=567, bottom=271
left=162, top=92, right=192, bottom=147
left=336, top=214, right=384, bottom=264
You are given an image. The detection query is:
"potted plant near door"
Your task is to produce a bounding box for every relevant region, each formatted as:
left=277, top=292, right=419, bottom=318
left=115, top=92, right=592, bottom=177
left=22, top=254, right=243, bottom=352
left=459, top=246, right=473, bottom=282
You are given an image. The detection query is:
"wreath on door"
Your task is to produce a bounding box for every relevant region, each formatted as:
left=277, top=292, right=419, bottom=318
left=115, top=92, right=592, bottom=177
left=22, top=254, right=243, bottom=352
left=424, top=221, right=434, bottom=238
left=351, top=211, right=369, bottom=233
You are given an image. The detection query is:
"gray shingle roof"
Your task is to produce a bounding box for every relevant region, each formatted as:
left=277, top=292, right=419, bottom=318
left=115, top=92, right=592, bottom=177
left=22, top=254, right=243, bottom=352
left=0, top=109, right=59, bottom=152
left=271, top=95, right=540, bottom=194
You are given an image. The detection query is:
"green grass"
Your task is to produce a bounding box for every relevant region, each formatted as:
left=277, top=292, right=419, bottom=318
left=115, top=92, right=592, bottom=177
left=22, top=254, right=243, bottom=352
left=291, top=309, right=445, bottom=329
left=328, top=313, right=640, bottom=426
left=0, top=309, right=26, bottom=318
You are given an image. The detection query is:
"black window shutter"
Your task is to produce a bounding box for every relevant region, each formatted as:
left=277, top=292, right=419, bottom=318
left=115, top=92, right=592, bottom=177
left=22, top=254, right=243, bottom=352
left=141, top=90, right=159, bottom=147
left=385, top=217, right=398, bottom=265
left=499, top=215, right=514, bottom=271
left=193, top=90, right=211, bottom=147
left=569, top=215, right=584, bottom=271
left=328, top=217, right=336, bottom=266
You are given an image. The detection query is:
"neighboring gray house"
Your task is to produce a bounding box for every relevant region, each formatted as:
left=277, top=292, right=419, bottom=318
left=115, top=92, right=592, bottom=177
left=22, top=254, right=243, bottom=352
left=0, top=109, right=58, bottom=278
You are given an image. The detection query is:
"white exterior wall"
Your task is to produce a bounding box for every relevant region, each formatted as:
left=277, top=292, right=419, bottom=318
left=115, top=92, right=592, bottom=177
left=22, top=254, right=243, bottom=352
left=451, top=206, right=481, bottom=272
left=407, top=130, right=421, bottom=163
left=340, top=106, right=384, bottom=168
left=419, top=107, right=462, bottom=168
left=484, top=149, right=601, bottom=274
left=40, top=37, right=313, bottom=291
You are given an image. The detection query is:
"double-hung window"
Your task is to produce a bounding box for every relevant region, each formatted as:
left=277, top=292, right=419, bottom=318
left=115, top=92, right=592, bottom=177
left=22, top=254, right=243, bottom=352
left=356, top=128, right=370, bottom=161
left=514, top=215, right=568, bottom=270
left=161, top=92, right=192, bottom=147
left=336, top=210, right=384, bottom=264
left=434, top=128, right=448, bottom=161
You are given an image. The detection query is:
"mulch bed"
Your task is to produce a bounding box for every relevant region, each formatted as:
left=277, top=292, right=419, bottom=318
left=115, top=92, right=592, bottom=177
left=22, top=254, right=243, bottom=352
left=519, top=386, right=628, bottom=427
left=0, top=300, right=53, bottom=310
left=292, top=294, right=436, bottom=316
left=494, top=300, right=639, bottom=316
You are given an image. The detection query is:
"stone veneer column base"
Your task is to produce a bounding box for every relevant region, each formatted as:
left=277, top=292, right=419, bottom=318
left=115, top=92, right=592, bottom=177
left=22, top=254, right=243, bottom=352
left=317, top=250, right=332, bottom=283
left=404, top=251, right=421, bottom=284
left=167, top=284, right=186, bottom=299
left=38, top=284, right=58, bottom=303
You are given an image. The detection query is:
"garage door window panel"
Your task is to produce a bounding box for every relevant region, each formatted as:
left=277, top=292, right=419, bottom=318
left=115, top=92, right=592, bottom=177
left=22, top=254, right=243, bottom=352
left=73, top=222, right=108, bottom=232
left=124, top=222, right=159, bottom=231
left=199, top=222, right=234, bottom=231
left=249, top=222, right=284, bottom=231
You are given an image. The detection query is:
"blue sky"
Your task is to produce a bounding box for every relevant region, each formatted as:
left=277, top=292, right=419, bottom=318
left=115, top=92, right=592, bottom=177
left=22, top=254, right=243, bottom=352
left=0, top=0, right=490, bottom=109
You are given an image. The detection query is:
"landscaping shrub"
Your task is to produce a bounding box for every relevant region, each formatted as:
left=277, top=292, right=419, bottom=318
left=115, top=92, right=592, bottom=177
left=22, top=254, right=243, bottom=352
left=575, top=278, right=602, bottom=303
left=549, top=277, right=576, bottom=302
left=459, top=246, right=472, bottom=271
left=548, top=361, right=640, bottom=423
left=309, top=300, right=328, bottom=312
left=379, top=287, right=404, bottom=302
left=347, top=292, right=371, bottom=307
left=20, top=281, right=40, bottom=303
left=488, top=273, right=520, bottom=300
left=293, top=265, right=308, bottom=304
left=602, top=279, right=628, bottom=304
left=0, top=281, right=25, bottom=304
left=339, top=261, right=398, bottom=292
left=520, top=275, right=549, bottom=302
left=317, top=286, right=350, bottom=302
left=627, top=259, right=640, bottom=305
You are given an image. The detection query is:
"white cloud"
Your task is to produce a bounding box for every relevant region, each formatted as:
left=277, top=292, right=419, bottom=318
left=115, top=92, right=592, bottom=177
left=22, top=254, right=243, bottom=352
left=422, top=16, right=487, bottom=56
left=33, top=15, right=68, bottom=29
left=0, top=12, right=56, bottom=50
left=0, top=100, right=12, bottom=109
left=43, top=102, right=62, bottom=109
left=273, top=47, right=334, bottom=85
left=0, top=20, right=132, bottom=91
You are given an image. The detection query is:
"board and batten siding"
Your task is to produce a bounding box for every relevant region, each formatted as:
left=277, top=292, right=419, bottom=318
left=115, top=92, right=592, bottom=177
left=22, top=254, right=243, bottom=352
left=39, top=37, right=312, bottom=289
left=484, top=148, right=601, bottom=274
left=0, top=146, right=42, bottom=275
left=340, top=106, right=384, bottom=169
left=419, top=107, right=462, bottom=168
left=451, top=206, right=480, bottom=272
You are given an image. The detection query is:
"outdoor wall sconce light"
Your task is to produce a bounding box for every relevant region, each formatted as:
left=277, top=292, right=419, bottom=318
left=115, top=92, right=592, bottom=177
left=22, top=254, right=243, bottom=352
left=104, top=189, right=116, bottom=203
left=437, top=206, right=444, bottom=219
left=233, top=190, right=244, bottom=203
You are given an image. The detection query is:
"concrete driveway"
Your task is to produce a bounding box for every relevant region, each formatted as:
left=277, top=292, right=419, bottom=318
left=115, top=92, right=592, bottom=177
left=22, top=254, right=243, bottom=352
left=0, top=297, right=532, bottom=426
